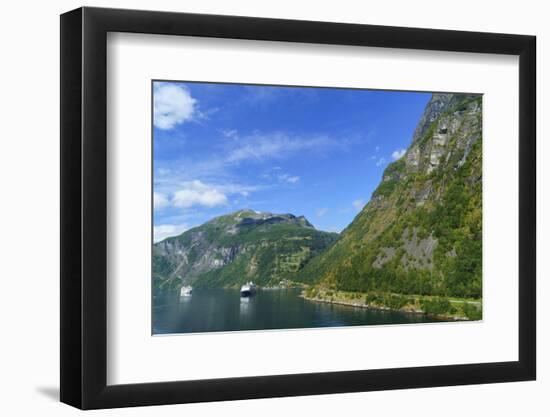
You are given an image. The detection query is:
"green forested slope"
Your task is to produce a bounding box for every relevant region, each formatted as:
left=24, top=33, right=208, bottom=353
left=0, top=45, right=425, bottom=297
left=153, top=210, right=338, bottom=291
left=299, top=94, right=482, bottom=300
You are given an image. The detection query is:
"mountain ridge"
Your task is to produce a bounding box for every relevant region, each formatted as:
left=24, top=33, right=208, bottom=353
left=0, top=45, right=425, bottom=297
left=153, top=209, right=338, bottom=291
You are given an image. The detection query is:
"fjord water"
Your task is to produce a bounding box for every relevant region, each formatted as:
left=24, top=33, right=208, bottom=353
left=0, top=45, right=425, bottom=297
left=152, top=288, right=439, bottom=335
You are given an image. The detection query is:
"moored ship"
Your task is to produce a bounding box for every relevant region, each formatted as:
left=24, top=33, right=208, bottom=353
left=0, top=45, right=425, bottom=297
left=180, top=285, right=193, bottom=296
left=240, top=282, right=257, bottom=297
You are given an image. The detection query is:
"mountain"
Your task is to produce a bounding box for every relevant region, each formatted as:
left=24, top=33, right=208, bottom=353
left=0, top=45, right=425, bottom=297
left=300, top=93, right=482, bottom=300
left=153, top=209, right=338, bottom=291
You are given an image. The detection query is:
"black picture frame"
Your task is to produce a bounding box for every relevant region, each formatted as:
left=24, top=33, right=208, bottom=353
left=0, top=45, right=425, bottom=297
left=60, top=6, right=536, bottom=410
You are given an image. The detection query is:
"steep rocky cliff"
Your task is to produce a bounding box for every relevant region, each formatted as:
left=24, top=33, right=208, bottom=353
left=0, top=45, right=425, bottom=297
left=300, top=93, right=482, bottom=299
left=153, top=210, right=338, bottom=291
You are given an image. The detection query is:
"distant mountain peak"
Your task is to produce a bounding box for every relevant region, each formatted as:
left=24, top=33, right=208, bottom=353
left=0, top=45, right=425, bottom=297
left=153, top=209, right=335, bottom=291
left=208, top=209, right=315, bottom=229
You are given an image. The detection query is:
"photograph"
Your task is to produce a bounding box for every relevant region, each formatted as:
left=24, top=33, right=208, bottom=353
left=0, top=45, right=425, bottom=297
left=151, top=81, right=483, bottom=335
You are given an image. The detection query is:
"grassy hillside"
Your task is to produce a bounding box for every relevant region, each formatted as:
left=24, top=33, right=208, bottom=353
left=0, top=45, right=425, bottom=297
left=299, top=94, right=482, bottom=301
left=153, top=210, right=338, bottom=291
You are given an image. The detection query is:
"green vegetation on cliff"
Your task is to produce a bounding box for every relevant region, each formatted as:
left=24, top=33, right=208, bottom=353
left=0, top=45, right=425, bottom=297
left=299, top=94, right=482, bottom=301
left=153, top=210, right=338, bottom=291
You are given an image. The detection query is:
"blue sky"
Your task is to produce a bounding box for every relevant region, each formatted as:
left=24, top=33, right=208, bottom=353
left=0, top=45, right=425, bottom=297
left=153, top=81, right=430, bottom=242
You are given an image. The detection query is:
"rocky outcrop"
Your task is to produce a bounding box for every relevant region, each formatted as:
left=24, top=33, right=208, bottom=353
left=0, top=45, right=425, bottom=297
left=405, top=93, right=481, bottom=175
left=373, top=247, right=396, bottom=268
left=400, top=228, right=438, bottom=270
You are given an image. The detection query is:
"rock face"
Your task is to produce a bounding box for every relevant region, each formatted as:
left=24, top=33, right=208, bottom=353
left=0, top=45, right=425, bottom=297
left=300, top=93, right=482, bottom=299
left=153, top=210, right=338, bottom=291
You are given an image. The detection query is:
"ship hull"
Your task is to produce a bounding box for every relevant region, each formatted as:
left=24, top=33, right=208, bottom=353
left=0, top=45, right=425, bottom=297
left=180, top=286, right=193, bottom=296
left=240, top=284, right=256, bottom=297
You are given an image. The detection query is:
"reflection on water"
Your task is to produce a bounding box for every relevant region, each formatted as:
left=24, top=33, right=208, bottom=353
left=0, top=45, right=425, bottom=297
left=153, top=288, right=443, bottom=335
left=240, top=296, right=252, bottom=316
left=179, top=294, right=192, bottom=302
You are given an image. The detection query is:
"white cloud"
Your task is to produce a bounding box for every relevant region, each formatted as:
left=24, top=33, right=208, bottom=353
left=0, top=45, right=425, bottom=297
left=154, top=177, right=261, bottom=212
left=225, top=132, right=339, bottom=164
left=278, top=174, right=300, bottom=184
left=154, top=192, right=169, bottom=211
left=154, top=83, right=197, bottom=130
left=172, top=180, right=228, bottom=208
left=217, top=182, right=261, bottom=196
left=221, top=129, right=238, bottom=139
left=353, top=199, right=365, bottom=211
left=391, top=148, right=407, bottom=160
left=154, top=132, right=357, bottom=187
left=316, top=208, right=328, bottom=217
left=154, top=223, right=189, bottom=243
left=375, top=157, right=386, bottom=167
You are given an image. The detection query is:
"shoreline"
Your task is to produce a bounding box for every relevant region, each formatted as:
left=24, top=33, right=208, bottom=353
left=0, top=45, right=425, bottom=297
left=300, top=290, right=479, bottom=321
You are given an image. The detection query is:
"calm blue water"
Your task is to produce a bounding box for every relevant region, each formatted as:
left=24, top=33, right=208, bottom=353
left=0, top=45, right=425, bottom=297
left=153, top=288, right=440, bottom=334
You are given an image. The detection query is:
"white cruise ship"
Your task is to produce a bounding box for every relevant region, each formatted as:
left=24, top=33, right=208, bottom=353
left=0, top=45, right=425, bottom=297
left=180, top=285, right=193, bottom=296
left=240, top=282, right=257, bottom=297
